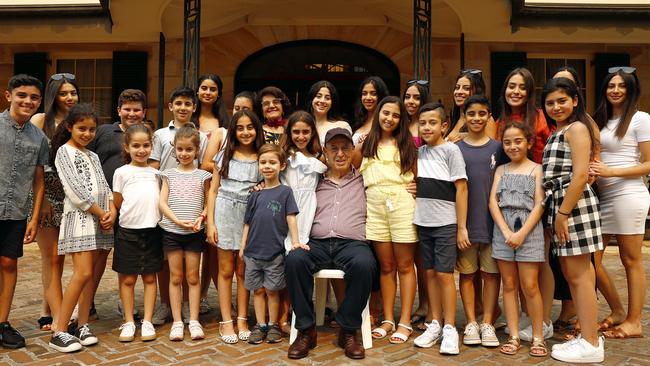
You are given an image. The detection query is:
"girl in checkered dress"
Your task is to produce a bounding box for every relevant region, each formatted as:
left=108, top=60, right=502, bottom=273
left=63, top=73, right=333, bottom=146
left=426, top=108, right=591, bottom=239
left=540, top=77, right=604, bottom=363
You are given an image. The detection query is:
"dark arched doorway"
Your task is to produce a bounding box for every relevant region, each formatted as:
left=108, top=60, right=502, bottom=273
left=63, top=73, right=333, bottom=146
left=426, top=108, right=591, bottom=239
left=234, top=40, right=400, bottom=124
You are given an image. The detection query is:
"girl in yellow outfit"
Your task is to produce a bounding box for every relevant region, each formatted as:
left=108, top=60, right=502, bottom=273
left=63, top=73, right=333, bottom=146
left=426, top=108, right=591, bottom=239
left=353, top=96, right=418, bottom=344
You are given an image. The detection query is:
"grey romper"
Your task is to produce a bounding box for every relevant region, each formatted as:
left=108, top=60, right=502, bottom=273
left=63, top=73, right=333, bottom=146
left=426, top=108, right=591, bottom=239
left=492, top=164, right=544, bottom=262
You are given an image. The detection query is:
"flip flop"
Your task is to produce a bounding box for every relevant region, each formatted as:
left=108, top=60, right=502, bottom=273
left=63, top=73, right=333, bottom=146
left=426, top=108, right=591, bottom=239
left=37, top=316, right=53, bottom=331
left=597, top=317, right=619, bottom=331
left=602, top=327, right=644, bottom=339
left=410, top=313, right=426, bottom=325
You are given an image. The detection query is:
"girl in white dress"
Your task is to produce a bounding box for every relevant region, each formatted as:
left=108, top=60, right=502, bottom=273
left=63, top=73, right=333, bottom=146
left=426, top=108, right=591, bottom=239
left=49, top=104, right=116, bottom=353
left=591, top=67, right=650, bottom=338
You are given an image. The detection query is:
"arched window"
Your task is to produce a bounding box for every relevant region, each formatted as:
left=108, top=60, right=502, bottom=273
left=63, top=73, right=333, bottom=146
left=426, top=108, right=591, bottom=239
left=235, top=40, right=400, bottom=122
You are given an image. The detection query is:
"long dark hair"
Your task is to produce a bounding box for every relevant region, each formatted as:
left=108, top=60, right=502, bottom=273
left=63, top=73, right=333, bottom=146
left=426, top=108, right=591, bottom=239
left=450, top=70, right=486, bottom=131
left=354, top=76, right=389, bottom=131
left=361, top=96, right=417, bottom=175
left=193, top=74, right=230, bottom=129
left=403, top=81, right=430, bottom=120
left=42, top=76, right=80, bottom=139
left=541, top=77, right=596, bottom=152
left=122, top=124, right=154, bottom=164
left=281, top=110, right=321, bottom=158
left=220, top=109, right=264, bottom=178
left=593, top=70, right=640, bottom=139
left=50, top=103, right=97, bottom=167
left=305, top=80, right=342, bottom=122
left=498, top=67, right=538, bottom=138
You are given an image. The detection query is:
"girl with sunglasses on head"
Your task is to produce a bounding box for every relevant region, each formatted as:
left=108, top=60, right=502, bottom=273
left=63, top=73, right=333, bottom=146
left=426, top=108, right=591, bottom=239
left=30, top=73, right=80, bottom=332
left=590, top=66, right=648, bottom=339
left=403, top=79, right=430, bottom=147
left=446, top=69, right=497, bottom=143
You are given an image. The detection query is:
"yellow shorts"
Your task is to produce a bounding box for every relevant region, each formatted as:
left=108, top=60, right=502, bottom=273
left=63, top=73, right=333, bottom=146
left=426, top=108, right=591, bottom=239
left=365, top=186, right=418, bottom=243
left=456, top=242, right=499, bottom=274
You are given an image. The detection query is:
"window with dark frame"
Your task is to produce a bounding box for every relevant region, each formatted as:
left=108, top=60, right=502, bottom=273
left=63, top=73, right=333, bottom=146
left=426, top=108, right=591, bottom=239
left=527, top=58, right=587, bottom=107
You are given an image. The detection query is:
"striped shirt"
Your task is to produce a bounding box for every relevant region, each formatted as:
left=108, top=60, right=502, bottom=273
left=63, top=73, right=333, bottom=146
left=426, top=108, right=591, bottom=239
left=414, top=142, right=467, bottom=227
left=159, top=168, right=212, bottom=234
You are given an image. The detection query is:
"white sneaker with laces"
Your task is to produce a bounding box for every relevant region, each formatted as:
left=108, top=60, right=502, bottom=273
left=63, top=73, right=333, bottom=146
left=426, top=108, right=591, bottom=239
left=414, top=320, right=442, bottom=348
left=520, top=321, right=554, bottom=342
left=169, top=321, right=184, bottom=341
left=118, top=322, right=136, bottom=342
left=188, top=320, right=205, bottom=340
left=463, top=321, right=481, bottom=345
left=152, top=303, right=171, bottom=325
left=141, top=320, right=156, bottom=341
left=551, top=336, right=604, bottom=363
left=479, top=323, right=499, bottom=347
left=439, top=324, right=460, bottom=355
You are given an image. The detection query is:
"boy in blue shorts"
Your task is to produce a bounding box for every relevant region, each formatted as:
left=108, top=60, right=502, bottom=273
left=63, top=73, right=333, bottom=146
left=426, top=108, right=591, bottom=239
left=0, top=74, right=48, bottom=348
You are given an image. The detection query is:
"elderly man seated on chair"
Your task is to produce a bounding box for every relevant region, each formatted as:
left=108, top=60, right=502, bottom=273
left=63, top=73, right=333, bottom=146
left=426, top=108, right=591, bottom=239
left=285, top=128, right=377, bottom=360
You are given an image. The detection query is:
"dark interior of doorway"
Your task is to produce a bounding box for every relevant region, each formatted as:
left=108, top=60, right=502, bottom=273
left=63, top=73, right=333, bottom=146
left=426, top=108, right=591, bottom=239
left=234, top=40, right=400, bottom=127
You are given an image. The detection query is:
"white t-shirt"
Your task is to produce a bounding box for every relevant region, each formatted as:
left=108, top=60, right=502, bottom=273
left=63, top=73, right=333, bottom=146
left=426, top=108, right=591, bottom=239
left=113, top=164, right=161, bottom=229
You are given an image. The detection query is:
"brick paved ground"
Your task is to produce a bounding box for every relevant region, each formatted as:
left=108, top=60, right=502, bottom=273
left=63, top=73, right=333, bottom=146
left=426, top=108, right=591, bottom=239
left=1, top=244, right=649, bottom=365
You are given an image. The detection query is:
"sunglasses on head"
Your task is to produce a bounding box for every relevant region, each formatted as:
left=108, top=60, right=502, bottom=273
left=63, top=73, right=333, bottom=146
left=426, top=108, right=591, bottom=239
left=50, top=73, right=76, bottom=81
left=407, top=79, right=429, bottom=86
left=608, top=66, right=636, bottom=74
left=462, top=68, right=483, bottom=76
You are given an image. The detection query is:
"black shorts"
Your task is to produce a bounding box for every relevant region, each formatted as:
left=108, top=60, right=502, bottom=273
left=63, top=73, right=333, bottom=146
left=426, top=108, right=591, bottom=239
left=0, top=220, right=27, bottom=259
left=113, top=226, right=163, bottom=274
left=161, top=229, right=204, bottom=253
left=417, top=224, right=457, bottom=273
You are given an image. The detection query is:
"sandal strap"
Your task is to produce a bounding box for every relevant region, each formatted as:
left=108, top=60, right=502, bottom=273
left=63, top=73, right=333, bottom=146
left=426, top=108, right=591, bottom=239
left=381, top=320, right=395, bottom=327
left=397, top=323, right=413, bottom=332
left=237, top=317, right=248, bottom=321
left=219, top=319, right=234, bottom=325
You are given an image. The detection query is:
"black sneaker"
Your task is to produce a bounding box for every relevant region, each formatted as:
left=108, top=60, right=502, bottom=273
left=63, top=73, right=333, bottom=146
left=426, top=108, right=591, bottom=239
left=248, top=324, right=267, bottom=344
left=49, top=332, right=82, bottom=353
left=0, top=322, right=25, bottom=349
left=266, top=324, right=282, bottom=343
left=75, top=324, right=98, bottom=346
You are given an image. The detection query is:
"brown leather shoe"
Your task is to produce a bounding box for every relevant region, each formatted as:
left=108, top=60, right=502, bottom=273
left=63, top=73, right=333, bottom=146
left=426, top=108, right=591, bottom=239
left=288, top=326, right=317, bottom=359
left=338, top=328, right=365, bottom=359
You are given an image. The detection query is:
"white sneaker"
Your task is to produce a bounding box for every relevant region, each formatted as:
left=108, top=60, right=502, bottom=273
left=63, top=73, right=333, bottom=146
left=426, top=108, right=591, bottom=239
left=439, top=324, right=460, bottom=355
left=152, top=303, right=171, bottom=325
left=169, top=321, right=184, bottom=341
left=479, top=323, right=499, bottom=347
left=463, top=322, right=481, bottom=345
left=505, top=312, right=530, bottom=335
left=141, top=320, right=156, bottom=341
left=181, top=302, right=190, bottom=324
left=520, top=321, right=554, bottom=342
left=551, top=336, right=604, bottom=363
left=118, top=322, right=136, bottom=342
left=188, top=320, right=205, bottom=340
left=414, top=320, right=442, bottom=348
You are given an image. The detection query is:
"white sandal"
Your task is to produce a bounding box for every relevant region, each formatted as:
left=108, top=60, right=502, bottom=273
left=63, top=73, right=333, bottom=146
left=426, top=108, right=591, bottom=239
left=237, top=317, right=251, bottom=341
left=219, top=320, right=238, bottom=344
left=372, top=320, right=396, bottom=339
left=389, top=323, right=413, bottom=344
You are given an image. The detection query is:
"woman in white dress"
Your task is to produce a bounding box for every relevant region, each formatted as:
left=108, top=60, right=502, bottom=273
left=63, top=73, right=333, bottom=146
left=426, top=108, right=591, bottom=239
left=591, top=66, right=650, bottom=338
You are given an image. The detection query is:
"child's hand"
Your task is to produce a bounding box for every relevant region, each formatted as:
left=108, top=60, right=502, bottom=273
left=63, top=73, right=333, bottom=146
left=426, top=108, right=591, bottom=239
left=238, top=248, right=244, bottom=259
left=456, top=227, right=472, bottom=251
left=405, top=181, right=417, bottom=198
left=177, top=220, right=195, bottom=231
left=506, top=231, right=525, bottom=249
left=192, top=215, right=205, bottom=232
left=291, top=242, right=310, bottom=251
left=206, top=225, right=218, bottom=246
left=23, top=219, right=38, bottom=244
left=39, top=200, right=53, bottom=228
left=99, top=211, right=114, bottom=230
left=554, top=214, right=570, bottom=246
left=252, top=181, right=266, bottom=192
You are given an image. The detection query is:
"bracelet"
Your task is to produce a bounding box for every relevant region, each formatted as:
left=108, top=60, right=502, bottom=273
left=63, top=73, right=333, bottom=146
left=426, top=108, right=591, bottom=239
left=558, top=210, right=571, bottom=216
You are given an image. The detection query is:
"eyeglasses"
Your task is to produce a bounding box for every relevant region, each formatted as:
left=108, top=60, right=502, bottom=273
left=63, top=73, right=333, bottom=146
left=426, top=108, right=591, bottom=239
left=262, top=99, right=282, bottom=108
left=50, top=73, right=76, bottom=81
left=407, top=79, right=429, bottom=86
left=462, top=68, right=483, bottom=77
left=608, top=66, right=636, bottom=74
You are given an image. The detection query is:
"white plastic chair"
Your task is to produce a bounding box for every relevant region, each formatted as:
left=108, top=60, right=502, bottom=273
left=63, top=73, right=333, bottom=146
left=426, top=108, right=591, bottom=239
left=290, top=269, right=372, bottom=349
